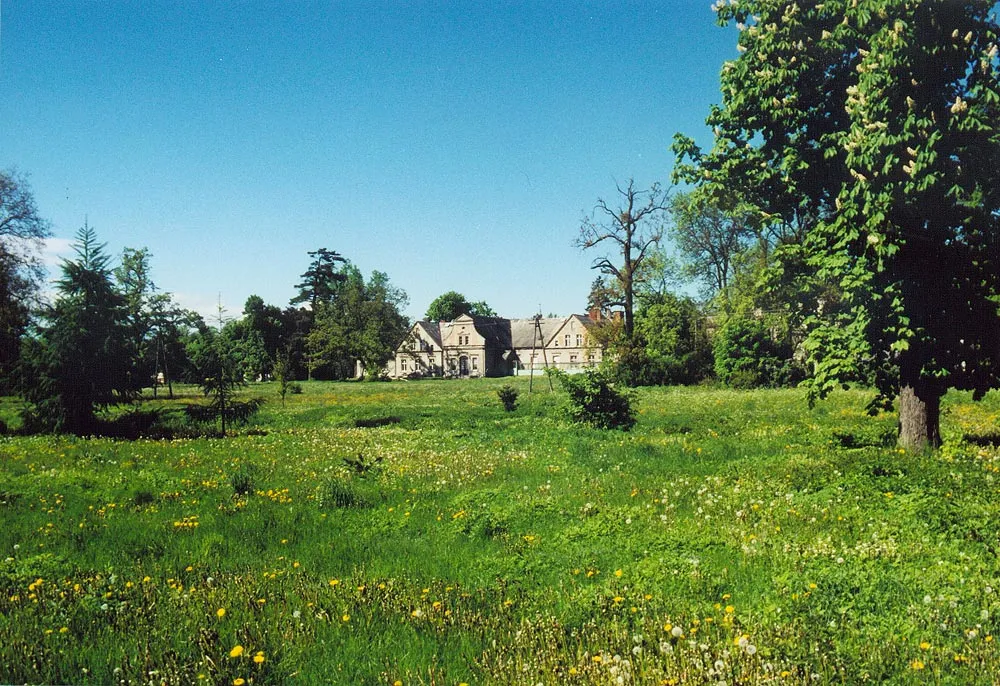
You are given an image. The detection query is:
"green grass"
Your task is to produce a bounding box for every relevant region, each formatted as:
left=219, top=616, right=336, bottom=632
left=1, top=378, right=999, bottom=684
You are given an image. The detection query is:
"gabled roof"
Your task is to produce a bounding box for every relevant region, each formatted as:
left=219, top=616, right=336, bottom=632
left=471, top=316, right=512, bottom=349
left=414, top=320, right=442, bottom=347
left=509, top=317, right=564, bottom=349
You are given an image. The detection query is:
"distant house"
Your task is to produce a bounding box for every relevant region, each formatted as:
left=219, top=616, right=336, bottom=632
left=387, top=312, right=605, bottom=378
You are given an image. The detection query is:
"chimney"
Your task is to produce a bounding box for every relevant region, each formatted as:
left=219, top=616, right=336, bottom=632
left=588, top=307, right=601, bottom=322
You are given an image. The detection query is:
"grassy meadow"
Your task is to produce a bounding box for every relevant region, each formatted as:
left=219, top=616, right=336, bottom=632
left=1, top=378, right=999, bottom=684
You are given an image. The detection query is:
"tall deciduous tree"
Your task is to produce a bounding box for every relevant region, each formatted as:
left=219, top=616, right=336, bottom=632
left=669, top=191, right=755, bottom=304
left=425, top=291, right=495, bottom=321
left=575, top=179, right=669, bottom=340
left=674, top=0, right=1000, bottom=450
left=0, top=169, right=51, bottom=384
left=309, top=266, right=409, bottom=379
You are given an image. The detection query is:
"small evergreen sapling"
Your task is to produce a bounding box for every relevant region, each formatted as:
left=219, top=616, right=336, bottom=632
left=497, top=384, right=518, bottom=412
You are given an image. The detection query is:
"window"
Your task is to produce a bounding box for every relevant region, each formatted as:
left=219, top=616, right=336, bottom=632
left=570, top=355, right=578, bottom=365
left=472, top=356, right=478, bottom=370
left=552, top=354, right=561, bottom=366
left=576, top=334, right=583, bottom=346
left=400, top=358, right=407, bottom=371
left=565, top=334, right=571, bottom=347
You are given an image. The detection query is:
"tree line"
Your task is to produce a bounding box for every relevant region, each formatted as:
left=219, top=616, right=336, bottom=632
left=580, top=1, right=1000, bottom=451
left=0, top=178, right=411, bottom=434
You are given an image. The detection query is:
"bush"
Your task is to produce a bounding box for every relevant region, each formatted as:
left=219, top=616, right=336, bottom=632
left=558, top=369, right=636, bottom=431
left=343, top=453, right=383, bottom=477
left=713, top=316, right=800, bottom=389
left=497, top=384, right=518, bottom=412
left=289, top=382, right=304, bottom=395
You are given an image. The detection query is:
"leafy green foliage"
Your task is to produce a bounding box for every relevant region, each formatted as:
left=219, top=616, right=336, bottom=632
left=272, top=347, right=292, bottom=406
left=0, top=169, right=50, bottom=387
left=424, top=291, right=495, bottom=321
left=343, top=452, right=383, bottom=477
left=558, top=369, right=636, bottom=430
left=188, top=323, right=263, bottom=435
left=675, top=1, right=1000, bottom=448
left=713, top=316, right=800, bottom=390
left=307, top=266, right=409, bottom=380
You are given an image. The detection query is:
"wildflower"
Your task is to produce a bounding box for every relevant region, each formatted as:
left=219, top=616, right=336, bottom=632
left=329, top=579, right=340, bottom=587
left=919, top=641, right=931, bottom=650
left=253, top=652, right=265, bottom=665
left=342, top=614, right=350, bottom=622
left=230, top=645, right=244, bottom=658
left=216, top=608, right=226, bottom=618
left=615, top=569, right=623, bottom=578
left=234, top=679, right=245, bottom=686
left=911, top=659, right=925, bottom=670
left=671, top=626, right=683, bottom=638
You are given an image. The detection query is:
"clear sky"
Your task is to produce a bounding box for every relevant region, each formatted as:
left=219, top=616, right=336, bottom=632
left=1, top=1, right=737, bottom=321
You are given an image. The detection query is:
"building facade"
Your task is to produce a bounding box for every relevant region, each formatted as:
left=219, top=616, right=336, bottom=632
left=388, top=313, right=604, bottom=379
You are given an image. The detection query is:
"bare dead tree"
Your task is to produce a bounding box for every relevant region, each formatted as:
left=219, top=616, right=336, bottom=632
left=575, top=179, right=669, bottom=339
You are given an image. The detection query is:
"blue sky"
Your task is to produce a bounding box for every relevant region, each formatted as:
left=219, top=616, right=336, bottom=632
left=1, top=1, right=737, bottom=321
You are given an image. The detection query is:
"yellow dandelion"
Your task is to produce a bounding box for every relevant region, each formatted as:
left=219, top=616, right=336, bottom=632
left=614, top=569, right=623, bottom=578
left=329, top=579, right=340, bottom=587
left=394, top=682, right=403, bottom=686
left=920, top=641, right=931, bottom=650
left=725, top=605, right=735, bottom=614
left=342, top=614, right=350, bottom=622
left=234, top=679, right=245, bottom=686
left=911, top=659, right=925, bottom=670
left=216, top=608, right=226, bottom=618
left=229, top=645, right=244, bottom=658
left=253, top=652, right=265, bottom=665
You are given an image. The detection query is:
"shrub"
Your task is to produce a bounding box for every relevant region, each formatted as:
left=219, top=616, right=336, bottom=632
left=713, top=316, right=800, bottom=389
left=289, top=382, right=304, bottom=395
left=343, top=452, right=383, bottom=477
left=558, top=369, right=636, bottom=431
left=497, top=384, right=518, bottom=412
left=354, top=416, right=400, bottom=428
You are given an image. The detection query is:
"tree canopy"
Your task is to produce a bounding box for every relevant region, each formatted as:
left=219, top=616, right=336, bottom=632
left=425, top=291, right=495, bottom=321
left=674, top=0, right=1000, bottom=450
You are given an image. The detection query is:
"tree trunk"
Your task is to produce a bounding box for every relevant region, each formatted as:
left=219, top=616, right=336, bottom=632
left=898, top=379, right=942, bottom=452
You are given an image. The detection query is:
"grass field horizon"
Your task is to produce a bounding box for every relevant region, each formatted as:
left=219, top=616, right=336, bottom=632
left=1, top=378, right=998, bottom=684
